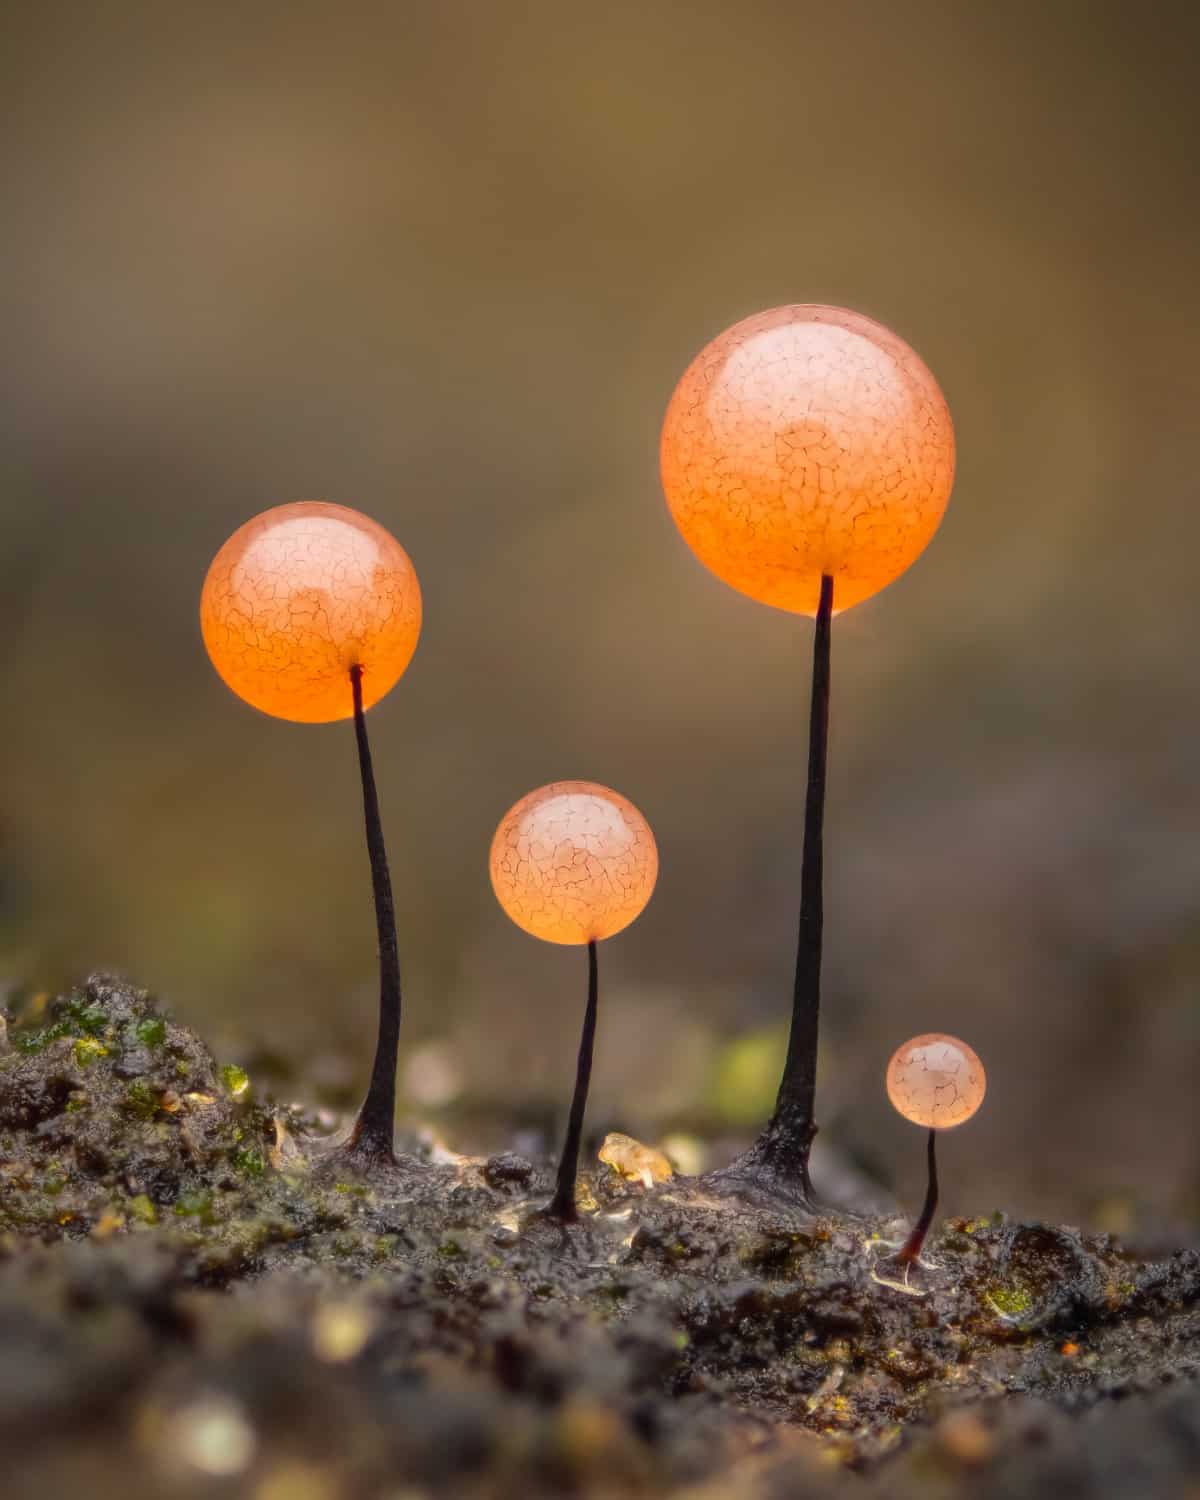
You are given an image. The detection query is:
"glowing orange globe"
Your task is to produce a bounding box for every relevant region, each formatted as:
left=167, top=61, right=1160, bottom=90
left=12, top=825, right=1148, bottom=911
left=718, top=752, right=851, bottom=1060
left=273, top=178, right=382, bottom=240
left=660, top=305, right=955, bottom=614
left=886, top=1034, right=986, bottom=1130
left=490, top=781, right=658, bottom=945
left=200, top=502, right=422, bottom=723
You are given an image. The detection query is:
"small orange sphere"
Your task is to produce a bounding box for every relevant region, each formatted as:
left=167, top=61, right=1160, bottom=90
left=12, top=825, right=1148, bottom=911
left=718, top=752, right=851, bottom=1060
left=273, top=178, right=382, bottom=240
left=660, top=305, right=955, bottom=614
left=886, top=1034, right=986, bottom=1130
left=200, top=502, right=422, bottom=723
left=490, top=781, right=658, bottom=945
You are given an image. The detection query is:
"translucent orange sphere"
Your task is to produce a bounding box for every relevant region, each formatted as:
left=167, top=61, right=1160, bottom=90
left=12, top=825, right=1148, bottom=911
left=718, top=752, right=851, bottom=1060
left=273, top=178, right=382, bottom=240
left=490, top=781, right=658, bottom=945
left=200, top=502, right=422, bottom=724
left=886, top=1034, right=986, bottom=1130
left=660, top=305, right=955, bottom=614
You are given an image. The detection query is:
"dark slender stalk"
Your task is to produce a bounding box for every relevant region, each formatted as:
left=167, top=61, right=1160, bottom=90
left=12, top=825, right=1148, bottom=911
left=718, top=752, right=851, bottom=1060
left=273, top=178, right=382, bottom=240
left=547, top=939, right=599, bottom=1222
left=705, top=573, right=833, bottom=1207
left=899, top=1129, right=939, bottom=1263
left=342, top=663, right=403, bottom=1166
left=776, top=569, right=834, bottom=1157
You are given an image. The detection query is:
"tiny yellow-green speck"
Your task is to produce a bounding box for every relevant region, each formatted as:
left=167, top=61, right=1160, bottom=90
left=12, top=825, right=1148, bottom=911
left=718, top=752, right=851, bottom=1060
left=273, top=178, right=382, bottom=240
left=221, top=1064, right=250, bottom=1098
left=986, top=1284, right=1034, bottom=1319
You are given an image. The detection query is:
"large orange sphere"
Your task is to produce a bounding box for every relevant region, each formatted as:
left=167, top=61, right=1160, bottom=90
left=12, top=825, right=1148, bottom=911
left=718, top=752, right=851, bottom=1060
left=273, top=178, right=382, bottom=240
left=886, top=1033, right=986, bottom=1130
left=490, top=781, right=658, bottom=945
left=200, top=502, right=422, bottom=723
left=660, top=306, right=955, bottom=614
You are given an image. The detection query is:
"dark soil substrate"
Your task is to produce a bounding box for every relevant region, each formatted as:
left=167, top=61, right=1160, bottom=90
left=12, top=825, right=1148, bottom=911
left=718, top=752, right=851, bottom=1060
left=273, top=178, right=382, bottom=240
left=2, top=976, right=1198, bottom=1499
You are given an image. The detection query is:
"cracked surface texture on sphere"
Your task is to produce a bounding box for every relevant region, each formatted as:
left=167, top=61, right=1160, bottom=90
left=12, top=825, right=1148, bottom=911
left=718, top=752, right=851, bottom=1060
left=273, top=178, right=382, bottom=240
left=886, top=1033, right=986, bottom=1129
left=490, top=781, right=658, bottom=945
left=660, top=305, right=955, bottom=615
left=201, top=501, right=421, bottom=723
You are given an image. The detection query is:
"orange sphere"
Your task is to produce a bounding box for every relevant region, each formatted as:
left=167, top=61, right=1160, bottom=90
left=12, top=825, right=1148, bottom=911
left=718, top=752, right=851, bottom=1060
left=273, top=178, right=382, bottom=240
left=886, top=1033, right=986, bottom=1130
left=660, top=305, right=955, bottom=614
left=490, top=781, right=658, bottom=945
left=200, top=502, right=422, bottom=723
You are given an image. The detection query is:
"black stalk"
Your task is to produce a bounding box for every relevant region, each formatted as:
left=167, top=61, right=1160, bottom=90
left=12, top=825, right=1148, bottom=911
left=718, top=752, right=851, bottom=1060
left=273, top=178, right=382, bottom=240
left=342, top=662, right=403, bottom=1165
left=776, top=568, right=834, bottom=1163
left=547, top=939, right=599, bottom=1222
left=706, top=572, right=833, bottom=1206
left=899, top=1128, right=939, bottom=1264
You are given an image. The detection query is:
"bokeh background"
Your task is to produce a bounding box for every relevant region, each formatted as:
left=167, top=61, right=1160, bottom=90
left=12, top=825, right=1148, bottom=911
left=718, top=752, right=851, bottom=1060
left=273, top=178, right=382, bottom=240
left=3, top=1, right=1197, bottom=1229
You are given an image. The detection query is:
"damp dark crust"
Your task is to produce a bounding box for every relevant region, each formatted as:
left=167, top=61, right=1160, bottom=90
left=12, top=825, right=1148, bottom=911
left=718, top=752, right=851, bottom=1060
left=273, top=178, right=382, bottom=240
left=1, top=974, right=1198, bottom=1500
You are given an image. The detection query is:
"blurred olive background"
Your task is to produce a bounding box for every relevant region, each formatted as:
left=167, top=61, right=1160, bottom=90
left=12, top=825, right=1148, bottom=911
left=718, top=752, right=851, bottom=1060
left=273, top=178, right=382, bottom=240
left=2, top=2, right=1197, bottom=1228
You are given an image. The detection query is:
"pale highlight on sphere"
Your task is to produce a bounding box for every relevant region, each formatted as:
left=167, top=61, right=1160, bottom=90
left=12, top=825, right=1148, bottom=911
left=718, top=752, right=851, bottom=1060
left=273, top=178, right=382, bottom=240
left=200, top=502, right=422, bottom=723
left=660, top=305, right=955, bottom=614
left=886, top=1033, right=986, bottom=1130
left=490, top=781, right=658, bottom=945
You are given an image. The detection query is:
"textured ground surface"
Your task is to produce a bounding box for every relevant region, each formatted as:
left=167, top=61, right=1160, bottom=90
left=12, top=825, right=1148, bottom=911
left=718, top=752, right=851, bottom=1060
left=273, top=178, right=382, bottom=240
left=2, top=976, right=1198, bottom=1499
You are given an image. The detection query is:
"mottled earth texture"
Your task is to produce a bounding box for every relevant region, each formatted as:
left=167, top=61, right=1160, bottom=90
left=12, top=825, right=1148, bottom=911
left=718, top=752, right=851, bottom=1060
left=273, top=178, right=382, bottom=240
left=2, top=976, right=1198, bottom=1500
